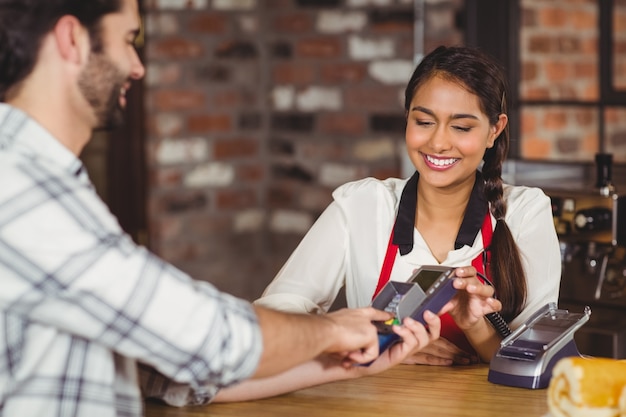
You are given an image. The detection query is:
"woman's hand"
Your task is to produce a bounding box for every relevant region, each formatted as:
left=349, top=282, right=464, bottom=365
left=441, top=266, right=503, bottom=332
left=401, top=337, right=479, bottom=366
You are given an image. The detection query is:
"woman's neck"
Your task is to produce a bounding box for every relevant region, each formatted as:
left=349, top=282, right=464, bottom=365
left=414, top=176, right=476, bottom=262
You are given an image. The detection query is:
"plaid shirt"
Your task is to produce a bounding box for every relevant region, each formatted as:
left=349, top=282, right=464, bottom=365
left=0, top=104, right=262, bottom=416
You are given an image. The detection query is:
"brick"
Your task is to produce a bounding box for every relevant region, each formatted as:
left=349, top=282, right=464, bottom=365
left=556, top=136, right=581, bottom=155
left=216, top=189, right=258, bottom=210
left=151, top=166, right=184, bottom=187
left=544, top=60, right=570, bottom=82
left=542, top=110, right=568, bottom=131
left=215, top=41, right=259, bottom=59
left=145, top=63, right=182, bottom=86
left=214, top=137, right=259, bottom=159
left=521, top=86, right=550, bottom=100
left=316, top=11, right=367, bottom=33
left=520, top=110, right=537, bottom=136
left=151, top=89, right=206, bottom=111
left=213, top=0, right=257, bottom=10
left=270, top=42, right=293, bottom=59
left=144, top=13, right=179, bottom=35
left=318, top=113, right=366, bottom=136
left=369, top=9, right=414, bottom=32
left=272, top=63, right=317, bottom=85
left=195, top=64, right=231, bottom=82
left=269, top=209, right=313, bottom=234
left=271, top=86, right=295, bottom=111
left=344, top=87, right=402, bottom=110
left=296, top=87, right=342, bottom=111
left=156, top=137, right=209, bottom=165
left=184, top=213, right=233, bottom=235
left=234, top=209, right=265, bottom=233
left=159, top=191, right=209, bottom=214
left=347, top=0, right=393, bottom=5
left=572, top=62, right=599, bottom=81
left=538, top=7, right=569, bottom=28
left=353, top=138, right=395, bottom=161
left=609, top=131, right=626, bottom=148
left=521, top=62, right=538, bottom=82
left=575, top=108, right=595, bottom=126
left=237, top=163, right=265, bottom=182
left=184, top=162, right=236, bottom=187
left=300, top=141, right=348, bottom=160
left=269, top=138, right=295, bottom=156
left=370, top=114, right=406, bottom=133
left=268, top=186, right=296, bottom=207
left=319, top=163, right=362, bottom=187
left=188, top=13, right=228, bottom=33
left=571, top=9, right=597, bottom=30
left=271, top=114, right=315, bottom=131
left=146, top=0, right=208, bottom=10
left=238, top=16, right=259, bottom=34
left=211, top=90, right=252, bottom=108
left=521, top=137, right=552, bottom=160
left=150, top=216, right=183, bottom=240
left=239, top=113, right=262, bottom=130
left=296, top=0, right=340, bottom=6
left=557, top=36, right=582, bottom=54
left=299, top=186, right=333, bottom=211
left=295, top=38, right=342, bottom=58
left=149, top=37, right=204, bottom=60
left=272, top=13, right=314, bottom=32
left=368, top=59, right=413, bottom=85
left=528, top=36, right=555, bottom=54
left=152, top=113, right=184, bottom=137
left=271, top=164, right=314, bottom=182
left=188, top=114, right=233, bottom=132
left=371, top=165, right=400, bottom=180
left=320, top=63, right=368, bottom=83
left=348, top=35, right=395, bottom=60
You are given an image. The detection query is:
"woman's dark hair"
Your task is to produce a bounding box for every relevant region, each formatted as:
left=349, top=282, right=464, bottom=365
left=0, top=0, right=121, bottom=101
left=404, top=45, right=526, bottom=322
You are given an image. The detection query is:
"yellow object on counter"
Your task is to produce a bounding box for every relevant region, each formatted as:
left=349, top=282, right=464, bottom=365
left=548, top=356, right=626, bottom=417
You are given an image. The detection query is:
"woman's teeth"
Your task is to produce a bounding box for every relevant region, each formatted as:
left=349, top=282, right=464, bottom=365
left=426, top=155, right=458, bottom=167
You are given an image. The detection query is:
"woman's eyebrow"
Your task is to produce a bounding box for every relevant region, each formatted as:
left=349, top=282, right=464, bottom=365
left=410, top=106, right=479, bottom=121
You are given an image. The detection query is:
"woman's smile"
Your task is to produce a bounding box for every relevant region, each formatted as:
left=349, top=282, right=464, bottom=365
left=422, top=153, right=460, bottom=170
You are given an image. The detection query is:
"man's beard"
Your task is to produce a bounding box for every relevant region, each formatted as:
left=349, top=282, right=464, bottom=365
left=78, top=51, right=128, bottom=130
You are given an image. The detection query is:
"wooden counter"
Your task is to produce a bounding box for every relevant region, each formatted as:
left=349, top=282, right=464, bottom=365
left=144, top=364, right=550, bottom=417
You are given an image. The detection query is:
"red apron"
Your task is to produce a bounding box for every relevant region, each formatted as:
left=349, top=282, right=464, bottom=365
left=372, top=213, right=493, bottom=354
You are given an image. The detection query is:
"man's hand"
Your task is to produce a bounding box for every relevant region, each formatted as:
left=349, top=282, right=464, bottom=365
left=323, top=307, right=394, bottom=365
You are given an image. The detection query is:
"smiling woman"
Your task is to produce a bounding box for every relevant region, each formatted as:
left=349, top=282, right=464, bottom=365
left=255, top=45, right=562, bottom=367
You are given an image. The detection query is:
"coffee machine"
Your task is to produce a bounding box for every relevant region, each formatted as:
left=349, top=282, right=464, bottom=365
left=545, top=154, right=626, bottom=359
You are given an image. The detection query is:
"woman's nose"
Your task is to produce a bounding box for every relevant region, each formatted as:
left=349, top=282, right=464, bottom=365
left=428, top=126, right=451, bottom=153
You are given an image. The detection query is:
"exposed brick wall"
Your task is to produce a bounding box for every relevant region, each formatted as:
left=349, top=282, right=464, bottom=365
left=142, top=0, right=463, bottom=300
left=519, top=0, right=626, bottom=163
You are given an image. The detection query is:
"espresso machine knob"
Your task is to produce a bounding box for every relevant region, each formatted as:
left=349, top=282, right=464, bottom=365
left=574, top=207, right=612, bottom=231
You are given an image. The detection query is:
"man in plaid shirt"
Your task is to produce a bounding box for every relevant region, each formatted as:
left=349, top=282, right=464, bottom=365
left=0, top=0, right=441, bottom=415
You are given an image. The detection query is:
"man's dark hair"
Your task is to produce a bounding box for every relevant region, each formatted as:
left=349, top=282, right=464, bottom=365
left=0, top=0, right=121, bottom=101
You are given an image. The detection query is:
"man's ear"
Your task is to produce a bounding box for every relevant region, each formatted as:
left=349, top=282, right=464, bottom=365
left=53, top=15, right=90, bottom=65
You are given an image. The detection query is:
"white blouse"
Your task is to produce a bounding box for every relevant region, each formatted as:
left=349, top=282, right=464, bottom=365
left=255, top=176, right=562, bottom=330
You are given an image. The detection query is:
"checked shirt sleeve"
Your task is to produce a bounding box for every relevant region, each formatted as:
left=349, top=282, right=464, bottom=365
left=0, top=157, right=262, bottom=396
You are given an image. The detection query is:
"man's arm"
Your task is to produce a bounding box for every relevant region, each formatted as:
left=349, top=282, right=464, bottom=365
left=216, top=311, right=441, bottom=402
left=140, top=311, right=441, bottom=406
left=251, top=306, right=393, bottom=378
